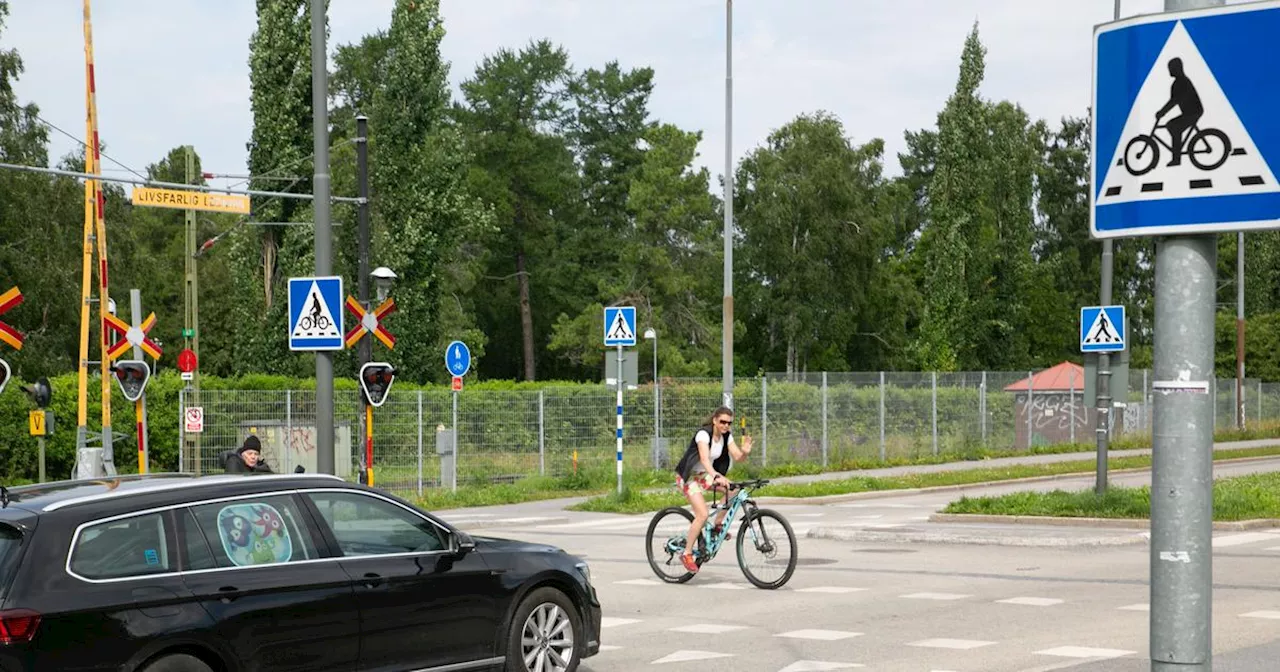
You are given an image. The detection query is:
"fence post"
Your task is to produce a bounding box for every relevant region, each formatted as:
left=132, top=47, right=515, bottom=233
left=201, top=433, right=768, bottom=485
left=284, top=390, right=293, bottom=474
left=1026, top=370, right=1034, bottom=449
left=761, top=376, right=768, bottom=467
left=878, top=371, right=886, bottom=461
left=981, top=371, right=987, bottom=446
left=179, top=387, right=185, bottom=472
left=931, top=371, right=938, bottom=456
left=821, top=372, right=828, bottom=467
left=539, top=390, right=545, bottom=476
left=1234, top=377, right=1241, bottom=430
left=1259, top=380, right=1264, bottom=425
left=416, top=390, right=423, bottom=497
left=1070, top=368, right=1076, bottom=444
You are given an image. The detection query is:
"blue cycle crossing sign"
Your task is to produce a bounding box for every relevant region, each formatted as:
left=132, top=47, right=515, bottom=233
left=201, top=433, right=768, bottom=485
left=1091, top=1, right=1280, bottom=238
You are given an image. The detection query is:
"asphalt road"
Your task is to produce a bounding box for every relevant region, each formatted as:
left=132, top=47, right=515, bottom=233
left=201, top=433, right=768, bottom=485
left=436, top=456, right=1280, bottom=671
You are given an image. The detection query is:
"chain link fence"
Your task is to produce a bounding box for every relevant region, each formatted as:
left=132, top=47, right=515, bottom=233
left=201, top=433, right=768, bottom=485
left=179, top=370, right=1276, bottom=496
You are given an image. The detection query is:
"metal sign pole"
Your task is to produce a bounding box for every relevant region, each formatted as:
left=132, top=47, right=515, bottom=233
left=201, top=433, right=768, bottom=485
left=616, top=344, right=624, bottom=495
left=451, top=390, right=458, bottom=494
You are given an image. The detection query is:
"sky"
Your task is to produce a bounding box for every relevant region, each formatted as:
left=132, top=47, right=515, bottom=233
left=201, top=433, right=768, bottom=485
left=4, top=0, right=1194, bottom=195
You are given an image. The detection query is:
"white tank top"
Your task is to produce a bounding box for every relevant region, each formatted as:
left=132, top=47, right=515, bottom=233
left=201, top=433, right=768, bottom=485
left=691, top=430, right=724, bottom=474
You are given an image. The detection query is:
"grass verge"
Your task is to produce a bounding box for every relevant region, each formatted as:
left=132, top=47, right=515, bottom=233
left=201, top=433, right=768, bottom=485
left=568, top=444, right=1280, bottom=514
left=942, top=470, right=1280, bottom=521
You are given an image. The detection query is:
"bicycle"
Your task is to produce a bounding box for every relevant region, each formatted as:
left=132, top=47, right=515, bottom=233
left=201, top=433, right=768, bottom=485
left=298, top=314, right=331, bottom=331
left=1123, top=119, right=1231, bottom=176
left=645, top=478, right=798, bottom=589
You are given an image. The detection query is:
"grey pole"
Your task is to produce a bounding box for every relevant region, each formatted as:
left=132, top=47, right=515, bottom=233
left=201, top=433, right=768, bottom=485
left=311, top=0, right=334, bottom=475
left=357, top=115, right=371, bottom=450
left=722, top=0, right=735, bottom=409
left=1151, top=7, right=1222, bottom=663
left=1237, top=231, right=1245, bottom=429
left=1096, top=0, right=1123, bottom=496
left=653, top=330, right=659, bottom=469
left=129, top=289, right=149, bottom=473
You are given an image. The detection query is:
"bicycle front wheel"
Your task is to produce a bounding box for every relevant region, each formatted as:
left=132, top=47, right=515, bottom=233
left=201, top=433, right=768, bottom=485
left=1123, top=135, right=1160, bottom=176
left=736, top=508, right=797, bottom=589
left=646, top=507, right=696, bottom=583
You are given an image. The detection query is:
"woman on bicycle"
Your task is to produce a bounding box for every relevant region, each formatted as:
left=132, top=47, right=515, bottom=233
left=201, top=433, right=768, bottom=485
left=672, top=405, right=752, bottom=573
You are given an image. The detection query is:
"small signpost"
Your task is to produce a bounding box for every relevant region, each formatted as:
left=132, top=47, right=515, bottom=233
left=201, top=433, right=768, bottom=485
left=444, top=340, right=471, bottom=494
left=604, top=306, right=637, bottom=494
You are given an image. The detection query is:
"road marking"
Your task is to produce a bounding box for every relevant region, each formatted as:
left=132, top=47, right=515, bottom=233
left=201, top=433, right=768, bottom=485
left=901, top=592, right=972, bottom=601
left=1117, top=603, right=1149, bottom=611
left=651, top=650, right=734, bottom=664
left=614, top=579, right=663, bottom=586
left=864, top=523, right=907, bottom=529
left=601, top=617, right=642, bottom=628
left=909, top=638, right=997, bottom=649
left=790, top=513, right=826, bottom=517
left=1241, top=610, right=1280, bottom=619
left=598, top=645, right=623, bottom=652
left=1212, top=532, right=1280, bottom=547
left=796, top=586, right=867, bottom=594
left=669, top=624, right=749, bottom=634
left=536, top=518, right=637, bottom=530
left=697, top=582, right=748, bottom=590
left=998, top=597, right=1064, bottom=607
left=1264, top=546, right=1280, bottom=552
left=1034, top=646, right=1135, bottom=659
left=775, top=629, right=863, bottom=641
left=837, top=503, right=930, bottom=509
left=777, top=662, right=866, bottom=671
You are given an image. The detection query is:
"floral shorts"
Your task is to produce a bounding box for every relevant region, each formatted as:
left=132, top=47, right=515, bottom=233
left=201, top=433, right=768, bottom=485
left=676, top=471, right=717, bottom=497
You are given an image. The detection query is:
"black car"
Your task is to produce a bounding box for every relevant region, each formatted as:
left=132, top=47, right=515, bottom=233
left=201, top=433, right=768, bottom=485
left=0, top=472, right=601, bottom=672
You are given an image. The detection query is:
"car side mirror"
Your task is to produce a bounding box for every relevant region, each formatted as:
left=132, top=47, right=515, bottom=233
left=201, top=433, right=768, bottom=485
left=451, top=530, right=476, bottom=558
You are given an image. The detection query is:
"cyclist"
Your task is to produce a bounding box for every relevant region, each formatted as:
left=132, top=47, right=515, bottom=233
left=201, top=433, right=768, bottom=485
left=673, top=405, right=753, bottom=573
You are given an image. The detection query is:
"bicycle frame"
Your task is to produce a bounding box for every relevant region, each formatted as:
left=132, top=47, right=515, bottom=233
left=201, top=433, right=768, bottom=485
left=666, top=481, right=760, bottom=561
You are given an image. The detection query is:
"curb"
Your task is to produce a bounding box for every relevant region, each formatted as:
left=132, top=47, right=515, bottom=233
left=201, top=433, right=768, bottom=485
left=805, top=525, right=1148, bottom=548
left=446, top=516, right=570, bottom=530
left=929, top=513, right=1280, bottom=531
left=750, top=454, right=1280, bottom=506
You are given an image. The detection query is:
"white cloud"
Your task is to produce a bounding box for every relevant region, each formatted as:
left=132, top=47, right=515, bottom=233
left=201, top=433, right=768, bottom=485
left=6, top=0, right=1184, bottom=191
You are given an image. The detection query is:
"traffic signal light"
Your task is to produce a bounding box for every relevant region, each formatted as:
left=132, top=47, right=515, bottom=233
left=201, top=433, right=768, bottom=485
left=111, top=360, right=151, bottom=402
left=22, top=377, right=50, bottom=408
left=360, top=362, right=396, bottom=407
left=0, top=358, right=9, bottom=396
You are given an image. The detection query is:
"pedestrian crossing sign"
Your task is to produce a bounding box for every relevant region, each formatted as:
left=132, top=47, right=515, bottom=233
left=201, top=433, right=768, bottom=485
left=1080, top=305, right=1126, bottom=353
left=603, top=306, right=637, bottom=347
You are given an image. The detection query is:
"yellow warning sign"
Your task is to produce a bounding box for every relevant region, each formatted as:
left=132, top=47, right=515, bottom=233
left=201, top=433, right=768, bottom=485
left=131, top=187, right=250, bottom=214
left=28, top=410, right=45, bottom=437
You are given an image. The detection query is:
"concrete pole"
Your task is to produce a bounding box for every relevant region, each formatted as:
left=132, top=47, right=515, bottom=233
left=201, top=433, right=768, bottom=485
left=722, top=0, right=734, bottom=409
left=357, top=115, right=371, bottom=451
left=1149, top=3, right=1222, bottom=667
left=311, top=0, right=335, bottom=475
left=1095, top=0, right=1123, bottom=496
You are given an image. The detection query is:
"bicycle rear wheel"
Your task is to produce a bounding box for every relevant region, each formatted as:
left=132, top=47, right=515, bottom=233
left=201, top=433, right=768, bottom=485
left=645, top=507, right=696, bottom=583
left=736, top=508, right=797, bottom=589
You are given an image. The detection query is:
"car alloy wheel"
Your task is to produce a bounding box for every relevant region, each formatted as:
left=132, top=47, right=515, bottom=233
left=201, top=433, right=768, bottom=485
left=521, top=602, right=575, bottom=672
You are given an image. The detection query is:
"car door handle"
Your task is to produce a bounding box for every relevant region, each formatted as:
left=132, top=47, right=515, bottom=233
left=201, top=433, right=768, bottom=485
left=216, top=586, right=240, bottom=604
left=362, top=572, right=384, bottom=589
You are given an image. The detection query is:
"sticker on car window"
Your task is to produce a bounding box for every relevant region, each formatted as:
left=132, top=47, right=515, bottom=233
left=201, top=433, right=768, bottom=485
left=216, top=503, right=293, bottom=567
left=144, top=549, right=159, bottom=565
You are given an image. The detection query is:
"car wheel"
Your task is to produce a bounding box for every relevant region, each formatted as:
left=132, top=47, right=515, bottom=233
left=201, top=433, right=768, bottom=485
left=506, top=586, right=582, bottom=672
left=140, top=653, right=214, bottom=672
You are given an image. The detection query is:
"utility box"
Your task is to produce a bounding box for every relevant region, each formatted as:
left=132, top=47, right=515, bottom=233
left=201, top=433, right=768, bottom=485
left=436, top=426, right=455, bottom=490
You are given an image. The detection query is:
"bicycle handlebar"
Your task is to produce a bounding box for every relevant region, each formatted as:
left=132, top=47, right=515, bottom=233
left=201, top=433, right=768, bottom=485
left=727, top=478, right=771, bottom=490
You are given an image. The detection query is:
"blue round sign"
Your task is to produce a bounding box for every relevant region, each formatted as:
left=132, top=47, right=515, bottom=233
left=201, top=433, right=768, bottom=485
left=445, top=340, right=471, bottom=377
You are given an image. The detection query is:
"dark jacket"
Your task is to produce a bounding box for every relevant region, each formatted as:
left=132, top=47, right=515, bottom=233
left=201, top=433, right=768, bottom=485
left=221, top=450, right=274, bottom=474
left=674, top=425, right=732, bottom=481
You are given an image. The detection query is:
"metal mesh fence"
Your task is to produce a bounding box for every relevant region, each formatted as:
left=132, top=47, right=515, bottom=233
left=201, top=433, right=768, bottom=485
left=179, top=369, right=1279, bottom=496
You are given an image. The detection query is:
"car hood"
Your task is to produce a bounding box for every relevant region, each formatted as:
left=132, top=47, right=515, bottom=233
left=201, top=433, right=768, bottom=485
left=472, top=535, right=566, bottom=555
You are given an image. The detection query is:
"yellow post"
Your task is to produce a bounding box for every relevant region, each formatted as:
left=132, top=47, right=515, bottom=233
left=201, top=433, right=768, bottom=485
left=364, top=405, right=374, bottom=487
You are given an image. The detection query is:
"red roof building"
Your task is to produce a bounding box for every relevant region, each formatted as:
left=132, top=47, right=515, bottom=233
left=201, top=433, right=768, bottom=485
left=1003, top=361, right=1086, bottom=392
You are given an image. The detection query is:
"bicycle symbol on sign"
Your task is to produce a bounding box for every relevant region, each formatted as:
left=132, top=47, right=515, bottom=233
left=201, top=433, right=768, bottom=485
left=1122, top=57, right=1232, bottom=177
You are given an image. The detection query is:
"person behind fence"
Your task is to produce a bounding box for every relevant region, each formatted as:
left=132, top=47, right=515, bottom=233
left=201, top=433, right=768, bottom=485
left=223, top=435, right=274, bottom=474
left=672, top=405, right=753, bottom=573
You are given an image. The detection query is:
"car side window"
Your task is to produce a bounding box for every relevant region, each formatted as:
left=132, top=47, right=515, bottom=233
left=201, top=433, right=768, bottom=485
left=179, top=508, right=217, bottom=571
left=70, top=512, right=172, bottom=580
left=306, top=492, right=447, bottom=556
left=186, top=495, right=318, bottom=569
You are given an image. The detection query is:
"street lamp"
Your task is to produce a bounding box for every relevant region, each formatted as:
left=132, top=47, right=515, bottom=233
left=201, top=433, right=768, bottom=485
left=371, top=267, right=397, bottom=302
left=644, top=328, right=660, bottom=467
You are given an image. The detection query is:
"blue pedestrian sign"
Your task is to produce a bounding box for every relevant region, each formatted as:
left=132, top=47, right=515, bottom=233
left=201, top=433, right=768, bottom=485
left=1092, top=2, right=1280, bottom=239
left=445, top=340, right=471, bottom=377
left=603, top=306, right=636, bottom=347
left=1081, top=305, right=1126, bottom=353
left=288, top=276, right=344, bottom=351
